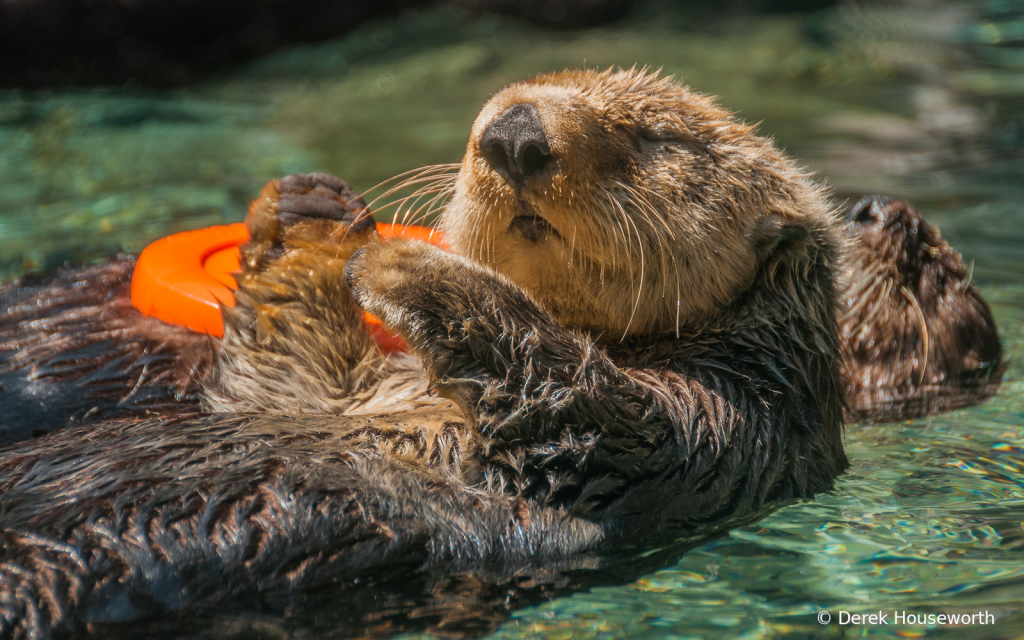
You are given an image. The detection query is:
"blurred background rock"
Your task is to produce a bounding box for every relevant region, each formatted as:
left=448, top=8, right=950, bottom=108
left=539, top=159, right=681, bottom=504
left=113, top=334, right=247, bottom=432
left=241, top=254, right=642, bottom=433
left=0, top=0, right=843, bottom=88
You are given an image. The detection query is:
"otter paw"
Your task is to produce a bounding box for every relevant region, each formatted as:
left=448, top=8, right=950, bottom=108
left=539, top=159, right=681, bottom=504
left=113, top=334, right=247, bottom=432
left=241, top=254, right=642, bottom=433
left=345, top=239, right=456, bottom=335
left=275, top=172, right=375, bottom=232
left=243, top=172, right=375, bottom=271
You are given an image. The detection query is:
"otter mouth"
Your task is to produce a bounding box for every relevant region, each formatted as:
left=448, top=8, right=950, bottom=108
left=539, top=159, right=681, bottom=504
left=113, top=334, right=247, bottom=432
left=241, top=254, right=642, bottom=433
left=509, top=215, right=558, bottom=242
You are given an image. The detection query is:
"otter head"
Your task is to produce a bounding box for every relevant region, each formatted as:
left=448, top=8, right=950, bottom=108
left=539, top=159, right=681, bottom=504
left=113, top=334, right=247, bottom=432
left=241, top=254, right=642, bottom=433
left=840, top=196, right=1003, bottom=420
left=441, top=68, right=836, bottom=337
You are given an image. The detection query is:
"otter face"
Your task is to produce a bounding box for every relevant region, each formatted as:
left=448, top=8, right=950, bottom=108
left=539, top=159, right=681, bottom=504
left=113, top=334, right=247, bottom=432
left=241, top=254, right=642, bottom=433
left=441, top=68, right=833, bottom=337
left=840, top=196, right=1003, bottom=419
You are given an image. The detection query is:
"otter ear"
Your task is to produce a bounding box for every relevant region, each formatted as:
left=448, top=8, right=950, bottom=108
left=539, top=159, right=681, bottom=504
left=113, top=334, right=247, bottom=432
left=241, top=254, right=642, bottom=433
left=752, top=216, right=809, bottom=264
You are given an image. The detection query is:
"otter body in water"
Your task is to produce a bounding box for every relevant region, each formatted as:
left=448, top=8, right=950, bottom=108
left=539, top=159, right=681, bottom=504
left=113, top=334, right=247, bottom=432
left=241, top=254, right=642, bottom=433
left=0, top=68, right=1001, bottom=638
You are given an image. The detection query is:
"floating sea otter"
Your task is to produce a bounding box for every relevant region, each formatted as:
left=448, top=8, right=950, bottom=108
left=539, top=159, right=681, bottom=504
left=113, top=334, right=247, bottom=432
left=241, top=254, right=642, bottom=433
left=838, top=196, right=1002, bottom=421
left=0, top=68, right=1002, bottom=638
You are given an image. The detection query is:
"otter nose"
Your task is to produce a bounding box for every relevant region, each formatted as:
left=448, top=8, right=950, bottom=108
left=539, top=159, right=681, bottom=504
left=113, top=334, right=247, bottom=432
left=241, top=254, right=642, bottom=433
left=849, top=196, right=888, bottom=225
left=479, top=103, right=552, bottom=182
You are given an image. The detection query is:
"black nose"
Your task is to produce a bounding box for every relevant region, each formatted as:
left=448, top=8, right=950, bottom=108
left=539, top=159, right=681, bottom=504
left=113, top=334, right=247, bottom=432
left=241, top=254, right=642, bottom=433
left=849, top=196, right=889, bottom=225
left=479, top=103, right=552, bottom=182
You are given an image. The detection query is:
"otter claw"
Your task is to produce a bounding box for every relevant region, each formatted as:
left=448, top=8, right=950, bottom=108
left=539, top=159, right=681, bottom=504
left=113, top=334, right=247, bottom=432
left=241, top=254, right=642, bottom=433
left=279, top=172, right=350, bottom=194
left=241, top=172, right=377, bottom=274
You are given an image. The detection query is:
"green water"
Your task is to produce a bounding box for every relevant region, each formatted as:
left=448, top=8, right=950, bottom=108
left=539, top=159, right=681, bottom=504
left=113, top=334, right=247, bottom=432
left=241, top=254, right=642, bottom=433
left=3, top=3, right=1024, bottom=637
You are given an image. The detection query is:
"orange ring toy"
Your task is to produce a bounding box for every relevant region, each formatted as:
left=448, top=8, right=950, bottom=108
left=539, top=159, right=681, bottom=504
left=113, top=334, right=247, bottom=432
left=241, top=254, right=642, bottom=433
left=131, top=222, right=446, bottom=353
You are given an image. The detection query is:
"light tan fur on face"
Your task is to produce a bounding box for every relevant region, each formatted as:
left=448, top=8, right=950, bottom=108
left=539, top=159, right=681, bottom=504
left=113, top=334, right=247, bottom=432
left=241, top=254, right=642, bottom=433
left=441, top=68, right=834, bottom=337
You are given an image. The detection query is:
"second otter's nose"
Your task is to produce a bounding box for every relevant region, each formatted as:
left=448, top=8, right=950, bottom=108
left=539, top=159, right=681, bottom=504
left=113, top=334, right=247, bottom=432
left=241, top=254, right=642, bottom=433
left=849, top=196, right=889, bottom=225
left=479, top=103, right=552, bottom=182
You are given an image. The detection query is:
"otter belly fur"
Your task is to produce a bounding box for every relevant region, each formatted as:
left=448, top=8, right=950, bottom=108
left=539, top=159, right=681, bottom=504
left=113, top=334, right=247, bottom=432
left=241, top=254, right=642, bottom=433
left=0, top=68, right=1002, bottom=638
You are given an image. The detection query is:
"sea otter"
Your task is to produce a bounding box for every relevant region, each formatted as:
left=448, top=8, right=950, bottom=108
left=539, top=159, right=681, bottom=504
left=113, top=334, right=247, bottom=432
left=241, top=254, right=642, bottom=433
left=839, top=196, right=1003, bottom=422
left=0, top=68, right=1001, bottom=638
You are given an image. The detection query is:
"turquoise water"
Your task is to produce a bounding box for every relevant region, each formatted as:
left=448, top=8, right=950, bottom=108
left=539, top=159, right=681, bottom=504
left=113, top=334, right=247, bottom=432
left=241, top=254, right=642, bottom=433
left=3, top=3, right=1024, bottom=638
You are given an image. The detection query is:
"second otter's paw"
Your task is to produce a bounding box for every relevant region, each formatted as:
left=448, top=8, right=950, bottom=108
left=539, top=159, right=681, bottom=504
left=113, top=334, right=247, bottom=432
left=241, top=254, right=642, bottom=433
left=243, top=172, right=376, bottom=272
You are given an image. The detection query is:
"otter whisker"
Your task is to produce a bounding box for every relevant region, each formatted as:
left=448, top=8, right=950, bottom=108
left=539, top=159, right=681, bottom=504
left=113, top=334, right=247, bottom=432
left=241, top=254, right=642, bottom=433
left=621, top=206, right=647, bottom=338
left=372, top=184, right=455, bottom=224
left=616, top=180, right=677, bottom=242
left=627, top=193, right=674, bottom=265
left=855, top=278, right=892, bottom=336
left=362, top=163, right=460, bottom=200
left=397, top=184, right=456, bottom=228
left=674, top=257, right=681, bottom=338
left=420, top=186, right=458, bottom=225
left=606, top=193, right=629, bottom=272
left=364, top=169, right=459, bottom=213
left=958, top=259, right=975, bottom=291
left=612, top=183, right=657, bottom=236
left=373, top=174, right=458, bottom=205
left=484, top=216, right=494, bottom=265
left=372, top=178, right=457, bottom=227
left=388, top=191, right=429, bottom=227
left=569, top=222, right=578, bottom=276
left=599, top=186, right=646, bottom=337
left=841, top=275, right=879, bottom=319
left=901, top=285, right=930, bottom=385
left=466, top=193, right=499, bottom=264
left=365, top=182, right=456, bottom=217
left=600, top=187, right=633, bottom=273
left=842, top=265, right=876, bottom=300
left=840, top=262, right=890, bottom=321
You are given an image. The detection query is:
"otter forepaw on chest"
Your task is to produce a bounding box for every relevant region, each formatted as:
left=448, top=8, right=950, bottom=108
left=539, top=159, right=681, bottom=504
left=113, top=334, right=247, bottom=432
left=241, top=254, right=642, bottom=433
left=345, top=239, right=473, bottom=339
left=242, top=172, right=376, bottom=274
left=344, top=239, right=551, bottom=374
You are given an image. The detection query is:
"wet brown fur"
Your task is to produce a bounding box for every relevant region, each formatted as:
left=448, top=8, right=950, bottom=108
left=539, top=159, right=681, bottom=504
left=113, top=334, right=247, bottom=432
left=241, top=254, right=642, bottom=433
left=0, top=258, right=208, bottom=442
left=839, top=196, right=1003, bottom=422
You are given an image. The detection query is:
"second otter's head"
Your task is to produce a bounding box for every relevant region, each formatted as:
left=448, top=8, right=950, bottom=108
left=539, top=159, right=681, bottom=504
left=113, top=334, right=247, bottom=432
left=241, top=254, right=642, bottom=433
left=441, top=68, right=837, bottom=337
left=840, top=196, right=1003, bottom=420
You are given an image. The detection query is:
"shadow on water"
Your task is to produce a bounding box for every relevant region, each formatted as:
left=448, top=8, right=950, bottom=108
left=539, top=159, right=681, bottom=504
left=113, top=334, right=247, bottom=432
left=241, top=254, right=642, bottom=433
left=3, top=0, right=1024, bottom=637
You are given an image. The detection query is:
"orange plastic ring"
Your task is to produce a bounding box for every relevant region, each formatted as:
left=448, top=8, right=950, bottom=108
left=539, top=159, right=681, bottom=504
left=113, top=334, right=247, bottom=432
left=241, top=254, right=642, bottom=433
left=131, top=222, right=446, bottom=353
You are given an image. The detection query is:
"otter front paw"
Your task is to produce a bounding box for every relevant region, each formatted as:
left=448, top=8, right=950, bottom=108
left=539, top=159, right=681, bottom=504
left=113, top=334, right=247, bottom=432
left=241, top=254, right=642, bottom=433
left=344, top=240, right=450, bottom=332
left=243, top=172, right=375, bottom=272
left=345, top=239, right=502, bottom=356
left=345, top=239, right=589, bottom=416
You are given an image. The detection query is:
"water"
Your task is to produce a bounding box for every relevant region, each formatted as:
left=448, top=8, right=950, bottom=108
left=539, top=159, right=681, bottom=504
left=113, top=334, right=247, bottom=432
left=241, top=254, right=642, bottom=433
left=2, top=1, right=1024, bottom=637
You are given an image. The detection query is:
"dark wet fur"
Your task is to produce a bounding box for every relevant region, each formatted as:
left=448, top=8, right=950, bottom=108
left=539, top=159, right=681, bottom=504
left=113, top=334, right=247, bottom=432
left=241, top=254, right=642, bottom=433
left=0, top=257, right=209, bottom=444
left=0, top=198, right=1000, bottom=433
left=0, top=187, right=849, bottom=639
left=839, top=196, right=1003, bottom=422
left=0, top=407, right=776, bottom=639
